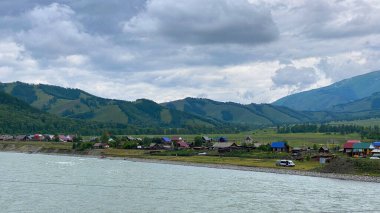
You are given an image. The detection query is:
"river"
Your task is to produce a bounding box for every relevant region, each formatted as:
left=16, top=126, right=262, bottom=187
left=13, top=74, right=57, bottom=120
left=0, top=152, right=379, bottom=212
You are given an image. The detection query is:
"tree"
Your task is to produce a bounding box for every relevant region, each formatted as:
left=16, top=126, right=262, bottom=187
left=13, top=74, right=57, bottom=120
left=100, top=131, right=109, bottom=143
left=194, top=136, right=203, bottom=147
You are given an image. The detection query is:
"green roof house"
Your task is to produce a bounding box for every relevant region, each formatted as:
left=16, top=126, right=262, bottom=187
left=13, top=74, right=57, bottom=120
left=353, top=142, right=374, bottom=157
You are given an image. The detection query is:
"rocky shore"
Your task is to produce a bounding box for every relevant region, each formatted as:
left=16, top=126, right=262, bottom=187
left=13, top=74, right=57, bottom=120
left=121, top=157, right=380, bottom=183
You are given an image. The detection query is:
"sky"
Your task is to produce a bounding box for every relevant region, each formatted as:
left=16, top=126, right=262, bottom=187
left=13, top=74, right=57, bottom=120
left=1, top=0, right=380, bottom=104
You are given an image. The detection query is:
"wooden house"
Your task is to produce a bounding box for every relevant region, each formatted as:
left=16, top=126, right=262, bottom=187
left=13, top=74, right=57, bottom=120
left=93, top=143, right=109, bottom=149
left=212, top=142, right=237, bottom=152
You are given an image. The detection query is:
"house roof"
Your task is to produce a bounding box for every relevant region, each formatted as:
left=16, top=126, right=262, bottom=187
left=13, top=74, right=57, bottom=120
left=171, top=136, right=183, bottom=141
left=162, top=137, right=171, bottom=142
left=343, top=141, right=361, bottom=149
left=319, top=147, right=329, bottom=151
left=202, top=136, right=211, bottom=141
left=177, top=141, right=189, bottom=148
left=218, top=137, right=228, bottom=142
left=271, top=142, right=286, bottom=148
left=245, top=136, right=252, bottom=140
left=213, top=142, right=237, bottom=148
left=353, top=142, right=374, bottom=149
left=373, top=142, right=380, bottom=147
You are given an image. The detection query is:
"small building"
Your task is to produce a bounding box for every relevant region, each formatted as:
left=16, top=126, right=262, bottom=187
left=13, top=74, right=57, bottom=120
left=33, top=134, right=45, bottom=141
left=212, top=142, right=238, bottom=152
left=149, top=143, right=163, bottom=150
left=171, top=136, right=183, bottom=142
left=271, top=142, right=288, bottom=152
left=252, top=143, right=262, bottom=148
left=93, top=143, right=109, bottom=149
left=245, top=136, right=253, bottom=143
left=372, top=142, right=380, bottom=149
left=217, top=137, right=228, bottom=142
left=15, top=135, right=28, bottom=141
left=343, top=140, right=361, bottom=156
left=126, top=136, right=135, bottom=141
left=202, top=136, right=212, bottom=143
left=161, top=137, right=171, bottom=144
left=0, top=135, right=14, bottom=141
left=176, top=141, right=190, bottom=149
left=353, top=142, right=374, bottom=157
left=319, top=147, right=329, bottom=153
left=291, top=147, right=302, bottom=156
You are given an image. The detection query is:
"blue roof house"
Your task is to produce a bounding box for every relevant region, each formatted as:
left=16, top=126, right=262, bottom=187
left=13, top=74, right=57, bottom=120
left=162, top=137, right=171, bottom=144
left=271, top=142, right=288, bottom=152
left=218, top=137, right=228, bottom=142
left=373, top=142, right=380, bottom=148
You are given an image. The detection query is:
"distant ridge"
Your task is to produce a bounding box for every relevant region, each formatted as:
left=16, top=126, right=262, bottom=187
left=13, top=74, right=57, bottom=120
left=272, top=70, right=380, bottom=111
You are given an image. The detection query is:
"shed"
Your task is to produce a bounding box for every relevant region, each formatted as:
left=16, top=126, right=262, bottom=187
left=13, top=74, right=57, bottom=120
left=171, top=136, right=183, bottom=142
left=319, top=147, right=329, bottom=153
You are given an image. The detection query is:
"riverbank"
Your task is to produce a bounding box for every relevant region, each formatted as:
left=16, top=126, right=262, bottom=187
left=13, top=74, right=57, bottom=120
left=1, top=141, right=380, bottom=183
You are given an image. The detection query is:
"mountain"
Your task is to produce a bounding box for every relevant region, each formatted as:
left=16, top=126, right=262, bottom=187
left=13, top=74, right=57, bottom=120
left=0, top=82, right=221, bottom=130
left=0, top=91, right=131, bottom=135
left=162, top=97, right=320, bottom=126
left=273, top=70, right=380, bottom=111
left=330, top=92, right=380, bottom=113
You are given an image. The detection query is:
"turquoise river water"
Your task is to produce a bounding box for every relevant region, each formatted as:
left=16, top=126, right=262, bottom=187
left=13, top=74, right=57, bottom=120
left=0, top=152, right=379, bottom=213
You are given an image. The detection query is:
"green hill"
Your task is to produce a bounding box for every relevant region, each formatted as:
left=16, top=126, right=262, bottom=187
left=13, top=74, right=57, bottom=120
left=330, top=92, right=380, bottom=113
left=273, top=70, right=380, bottom=111
left=0, top=91, right=131, bottom=135
left=162, top=97, right=320, bottom=126
left=0, top=82, right=221, bottom=130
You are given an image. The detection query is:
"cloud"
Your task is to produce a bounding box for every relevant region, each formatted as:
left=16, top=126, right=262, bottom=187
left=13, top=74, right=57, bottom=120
left=272, top=66, right=320, bottom=90
left=1, top=0, right=380, bottom=105
left=123, top=0, right=279, bottom=45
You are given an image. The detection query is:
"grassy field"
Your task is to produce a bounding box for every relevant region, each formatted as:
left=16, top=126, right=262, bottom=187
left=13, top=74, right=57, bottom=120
left=127, top=129, right=361, bottom=148
left=330, top=118, right=380, bottom=127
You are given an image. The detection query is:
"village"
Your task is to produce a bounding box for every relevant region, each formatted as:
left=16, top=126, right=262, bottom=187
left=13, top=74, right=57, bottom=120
left=1, top=133, right=380, bottom=166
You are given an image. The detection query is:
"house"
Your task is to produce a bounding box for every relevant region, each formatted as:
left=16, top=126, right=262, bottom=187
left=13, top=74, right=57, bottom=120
left=149, top=143, right=162, bottom=150
left=319, top=147, right=329, bottom=153
left=343, top=140, right=361, bottom=155
left=217, top=137, right=228, bottom=142
left=212, top=142, right=238, bottom=152
left=33, top=134, right=45, bottom=141
left=162, top=137, right=171, bottom=144
left=372, top=142, right=380, bottom=149
left=44, top=135, right=55, bottom=141
left=125, top=136, right=135, bottom=141
left=202, top=136, right=212, bottom=142
left=15, top=135, right=28, bottom=141
left=253, top=143, right=262, bottom=148
left=176, top=141, right=189, bottom=149
left=291, top=147, right=302, bottom=156
left=171, top=136, right=183, bottom=142
left=245, top=136, right=253, bottom=143
left=93, top=143, right=109, bottom=149
left=353, top=142, right=374, bottom=157
left=0, top=135, right=14, bottom=141
left=271, top=142, right=288, bottom=152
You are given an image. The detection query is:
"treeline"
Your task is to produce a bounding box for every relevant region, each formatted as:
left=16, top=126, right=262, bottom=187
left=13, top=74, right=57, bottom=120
left=277, top=124, right=380, bottom=140
left=277, top=124, right=364, bottom=134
